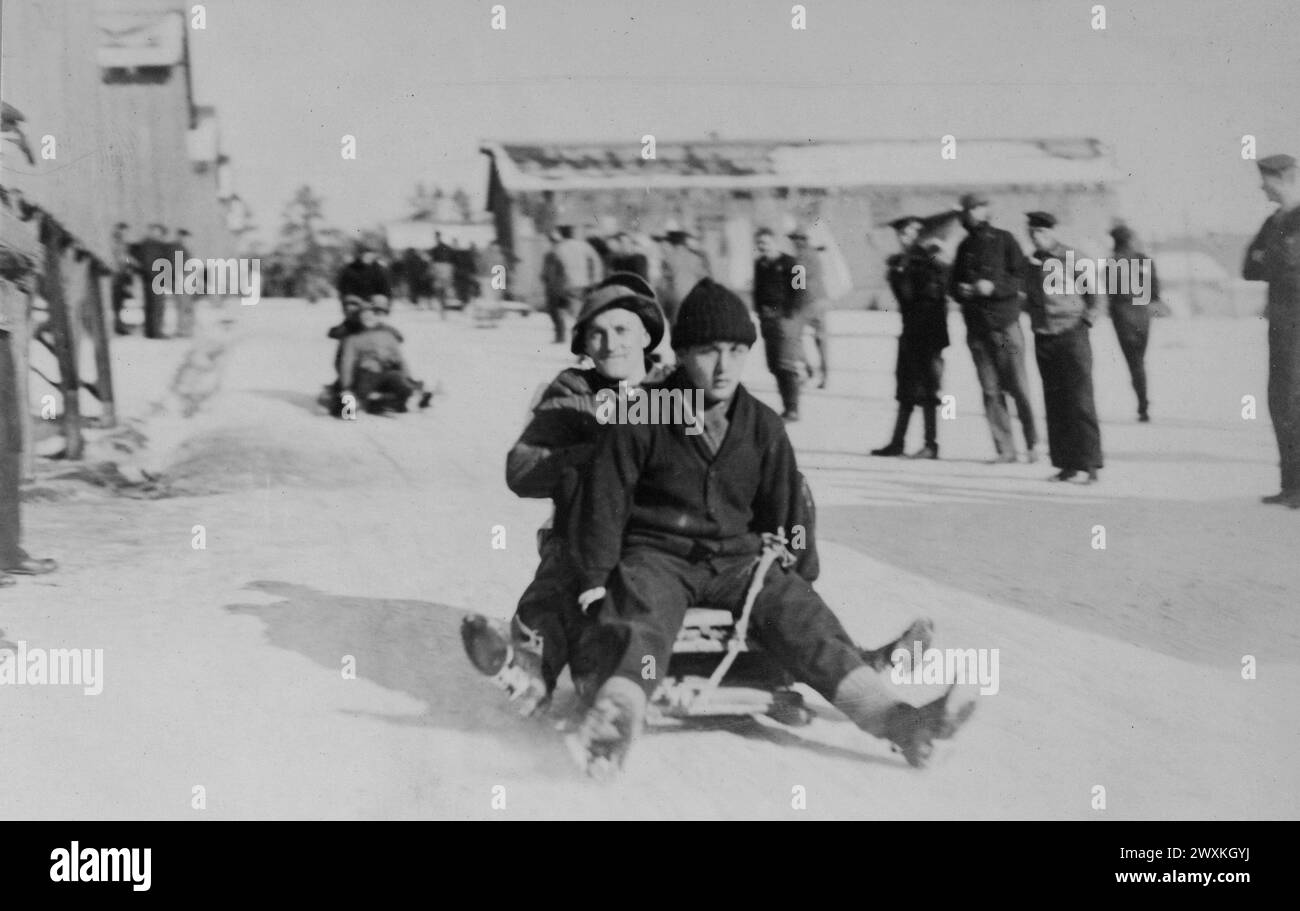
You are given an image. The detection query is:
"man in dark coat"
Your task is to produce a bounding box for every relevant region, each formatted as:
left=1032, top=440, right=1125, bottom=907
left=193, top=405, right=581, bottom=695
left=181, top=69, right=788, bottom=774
left=110, top=222, right=134, bottom=335
left=752, top=227, right=805, bottom=421
left=564, top=280, right=973, bottom=776
left=336, top=242, right=392, bottom=312
left=1107, top=224, right=1159, bottom=422
left=950, top=193, right=1039, bottom=462
left=607, top=232, right=649, bottom=280
left=873, top=216, right=951, bottom=459
left=131, top=223, right=173, bottom=339
left=1023, top=212, right=1103, bottom=483
left=1244, top=153, right=1300, bottom=508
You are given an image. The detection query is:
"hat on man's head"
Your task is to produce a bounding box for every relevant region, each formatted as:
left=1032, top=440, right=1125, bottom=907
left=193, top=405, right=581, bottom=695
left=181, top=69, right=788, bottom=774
left=1026, top=211, right=1057, bottom=229
left=959, top=192, right=990, bottom=210
left=570, top=271, right=665, bottom=356
left=1257, top=154, right=1297, bottom=176
left=888, top=215, right=924, bottom=231
left=671, top=278, right=757, bottom=350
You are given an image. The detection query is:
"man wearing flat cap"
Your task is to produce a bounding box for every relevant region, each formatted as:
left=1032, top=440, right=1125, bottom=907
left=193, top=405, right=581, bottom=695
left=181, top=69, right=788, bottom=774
left=1024, top=212, right=1103, bottom=483
left=1107, top=222, right=1160, bottom=422
left=950, top=193, right=1038, bottom=462
left=337, top=240, right=392, bottom=314
left=1244, top=153, right=1300, bottom=508
left=461, top=273, right=672, bottom=715
left=657, top=225, right=712, bottom=325
left=753, top=227, right=805, bottom=419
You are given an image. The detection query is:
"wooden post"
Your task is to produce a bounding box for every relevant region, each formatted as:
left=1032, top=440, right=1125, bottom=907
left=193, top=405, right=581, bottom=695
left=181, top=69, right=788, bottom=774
left=85, top=260, right=116, bottom=428
left=17, top=289, right=35, bottom=481
left=41, top=218, right=84, bottom=460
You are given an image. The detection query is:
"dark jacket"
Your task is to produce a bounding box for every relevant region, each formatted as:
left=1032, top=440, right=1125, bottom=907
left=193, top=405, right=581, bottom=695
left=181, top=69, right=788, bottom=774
left=568, top=374, right=813, bottom=592
left=1024, top=242, right=1102, bottom=335
left=609, top=252, right=649, bottom=280
left=887, top=247, right=951, bottom=349
left=753, top=253, right=799, bottom=320
left=338, top=327, right=408, bottom=389
left=1243, top=205, right=1300, bottom=323
left=950, top=222, right=1027, bottom=333
left=337, top=260, right=392, bottom=301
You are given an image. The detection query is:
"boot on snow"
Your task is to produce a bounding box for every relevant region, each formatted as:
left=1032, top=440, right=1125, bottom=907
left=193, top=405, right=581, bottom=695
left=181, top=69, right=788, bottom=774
left=859, top=617, right=935, bottom=672
left=882, top=684, right=977, bottom=769
left=460, top=614, right=551, bottom=717
left=564, top=676, right=646, bottom=781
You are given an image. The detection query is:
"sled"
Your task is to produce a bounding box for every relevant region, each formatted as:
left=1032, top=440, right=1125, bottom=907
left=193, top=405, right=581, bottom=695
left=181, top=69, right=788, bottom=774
left=647, top=538, right=815, bottom=728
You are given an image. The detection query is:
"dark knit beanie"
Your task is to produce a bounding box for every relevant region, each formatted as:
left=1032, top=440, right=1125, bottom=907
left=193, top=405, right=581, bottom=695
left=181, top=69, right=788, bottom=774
left=671, top=278, right=757, bottom=349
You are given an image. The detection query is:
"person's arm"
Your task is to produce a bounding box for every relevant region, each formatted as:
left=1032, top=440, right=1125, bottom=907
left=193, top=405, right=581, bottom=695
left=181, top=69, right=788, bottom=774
left=1077, top=248, right=1101, bottom=325
left=752, top=426, right=802, bottom=551
left=993, top=231, right=1026, bottom=299
left=1147, top=257, right=1160, bottom=303
left=339, top=336, right=358, bottom=391
left=949, top=238, right=970, bottom=302
left=567, top=421, right=647, bottom=593
left=1243, top=219, right=1274, bottom=282
left=504, top=371, right=600, bottom=498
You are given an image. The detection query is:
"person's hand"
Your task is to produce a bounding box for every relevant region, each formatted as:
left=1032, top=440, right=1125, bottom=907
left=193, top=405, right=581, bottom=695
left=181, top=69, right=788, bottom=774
left=975, top=279, right=995, bottom=297
left=957, top=282, right=973, bottom=299
left=577, top=587, right=606, bottom=613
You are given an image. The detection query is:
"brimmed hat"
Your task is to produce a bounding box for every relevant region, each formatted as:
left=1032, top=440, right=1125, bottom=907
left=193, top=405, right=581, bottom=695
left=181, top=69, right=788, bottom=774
left=1257, top=154, right=1297, bottom=176
left=1025, top=211, right=1057, bottom=229
left=671, top=278, right=757, bottom=349
left=959, top=192, right=989, bottom=210
left=888, top=215, right=924, bottom=231
left=570, top=272, right=665, bottom=356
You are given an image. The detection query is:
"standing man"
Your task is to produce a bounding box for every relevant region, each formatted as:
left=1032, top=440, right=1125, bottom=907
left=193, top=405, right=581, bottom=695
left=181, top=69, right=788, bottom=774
left=553, top=224, right=604, bottom=336
left=336, top=241, right=392, bottom=312
left=1023, top=212, right=1103, bottom=484
left=950, top=193, right=1038, bottom=463
left=430, top=232, right=456, bottom=314
left=657, top=225, right=711, bottom=325
left=872, top=216, right=951, bottom=459
left=172, top=228, right=195, bottom=338
left=607, top=232, right=649, bottom=280
left=132, top=223, right=172, bottom=339
left=541, top=231, right=568, bottom=343
left=789, top=226, right=830, bottom=389
left=1108, top=223, right=1159, bottom=422
left=1, top=280, right=57, bottom=586
left=1244, top=154, right=1300, bottom=508
left=752, top=228, right=804, bottom=421
left=110, top=222, right=134, bottom=335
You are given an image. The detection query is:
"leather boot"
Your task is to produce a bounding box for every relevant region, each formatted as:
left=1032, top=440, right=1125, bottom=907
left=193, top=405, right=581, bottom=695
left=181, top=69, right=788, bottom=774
left=871, top=405, right=911, bottom=456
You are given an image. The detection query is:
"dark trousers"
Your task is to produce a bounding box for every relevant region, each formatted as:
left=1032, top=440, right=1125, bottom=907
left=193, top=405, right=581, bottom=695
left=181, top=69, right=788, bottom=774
left=761, top=315, right=805, bottom=413
left=1111, top=304, right=1151, bottom=414
left=1034, top=326, right=1103, bottom=471
left=111, top=273, right=132, bottom=330
left=354, top=368, right=413, bottom=410
left=895, top=335, right=945, bottom=407
left=807, top=309, right=828, bottom=375
left=967, top=322, right=1037, bottom=455
left=1268, top=311, right=1300, bottom=492
left=592, top=546, right=864, bottom=701
left=142, top=289, right=166, bottom=339
left=514, top=534, right=597, bottom=690
left=1, top=332, right=27, bottom=567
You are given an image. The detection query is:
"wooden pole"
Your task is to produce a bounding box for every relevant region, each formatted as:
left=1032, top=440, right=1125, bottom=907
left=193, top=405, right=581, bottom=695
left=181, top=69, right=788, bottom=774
left=17, top=289, right=35, bottom=481
left=85, top=260, right=116, bottom=428
left=41, top=218, right=84, bottom=460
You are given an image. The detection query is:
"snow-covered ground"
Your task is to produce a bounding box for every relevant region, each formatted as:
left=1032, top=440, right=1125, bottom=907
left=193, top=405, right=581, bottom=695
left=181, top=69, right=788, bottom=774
left=3, top=298, right=1297, bottom=819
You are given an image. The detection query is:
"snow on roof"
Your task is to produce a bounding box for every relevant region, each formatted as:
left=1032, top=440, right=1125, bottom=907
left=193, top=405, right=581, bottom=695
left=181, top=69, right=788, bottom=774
left=483, top=138, right=1123, bottom=193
